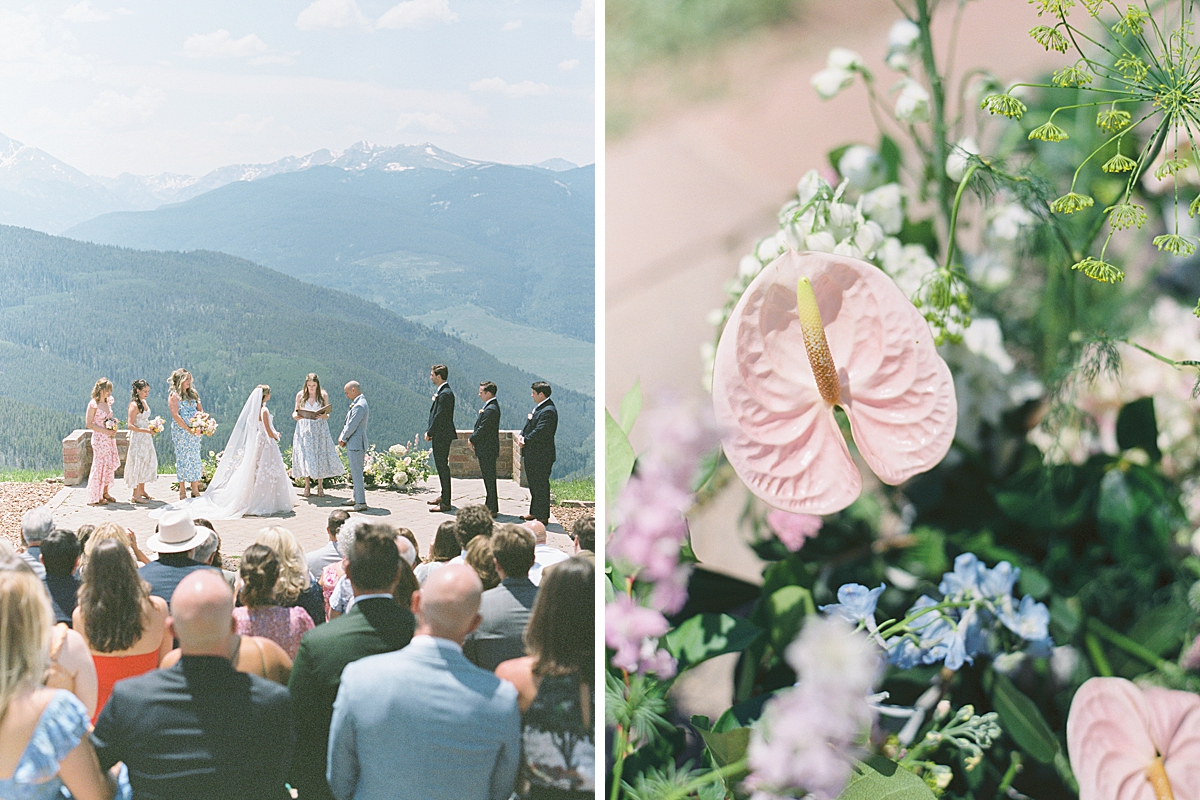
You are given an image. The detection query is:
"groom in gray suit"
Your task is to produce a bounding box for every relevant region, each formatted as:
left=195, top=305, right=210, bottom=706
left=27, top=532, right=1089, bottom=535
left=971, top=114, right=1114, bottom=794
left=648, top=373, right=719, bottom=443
left=338, top=381, right=369, bottom=511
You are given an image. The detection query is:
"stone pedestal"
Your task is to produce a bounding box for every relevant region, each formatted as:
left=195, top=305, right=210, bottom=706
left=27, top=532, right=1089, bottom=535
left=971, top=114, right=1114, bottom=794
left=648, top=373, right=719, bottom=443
left=62, top=429, right=129, bottom=486
left=446, top=430, right=526, bottom=486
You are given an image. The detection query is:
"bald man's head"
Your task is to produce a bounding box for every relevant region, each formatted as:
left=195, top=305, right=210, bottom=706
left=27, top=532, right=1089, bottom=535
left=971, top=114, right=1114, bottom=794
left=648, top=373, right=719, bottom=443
left=412, top=563, right=482, bottom=643
left=523, top=519, right=547, bottom=544
left=170, top=570, right=235, bottom=657
left=344, top=381, right=361, bottom=399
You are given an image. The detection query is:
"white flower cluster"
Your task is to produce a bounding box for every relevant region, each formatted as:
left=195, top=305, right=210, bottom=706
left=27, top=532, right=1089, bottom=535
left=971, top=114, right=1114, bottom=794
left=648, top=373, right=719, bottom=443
left=809, top=22, right=931, bottom=123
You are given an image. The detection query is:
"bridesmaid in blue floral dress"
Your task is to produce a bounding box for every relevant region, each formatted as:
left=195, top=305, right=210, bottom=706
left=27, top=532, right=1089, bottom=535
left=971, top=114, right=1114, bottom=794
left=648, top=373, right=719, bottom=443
left=168, top=369, right=204, bottom=500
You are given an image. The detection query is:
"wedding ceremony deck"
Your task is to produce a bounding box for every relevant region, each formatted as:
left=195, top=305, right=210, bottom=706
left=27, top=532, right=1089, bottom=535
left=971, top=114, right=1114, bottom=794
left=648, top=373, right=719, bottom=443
left=41, top=474, right=575, bottom=559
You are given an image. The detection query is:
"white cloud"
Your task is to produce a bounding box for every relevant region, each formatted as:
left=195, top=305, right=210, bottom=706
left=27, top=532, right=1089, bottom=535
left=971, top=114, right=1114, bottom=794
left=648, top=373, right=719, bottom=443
left=183, top=30, right=269, bottom=59
left=396, top=111, right=457, bottom=134
left=376, top=0, right=458, bottom=30
left=62, top=2, right=131, bottom=23
left=0, top=9, right=91, bottom=81
left=502, top=20, right=521, bottom=31
left=572, top=0, right=594, bottom=39
left=296, top=0, right=371, bottom=31
left=469, top=77, right=551, bottom=98
left=75, top=86, right=165, bottom=129
left=558, top=59, right=579, bottom=71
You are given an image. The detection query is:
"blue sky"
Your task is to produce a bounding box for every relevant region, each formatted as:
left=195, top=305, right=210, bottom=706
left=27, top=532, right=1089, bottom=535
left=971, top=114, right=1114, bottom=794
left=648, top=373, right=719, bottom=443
left=0, top=0, right=595, bottom=176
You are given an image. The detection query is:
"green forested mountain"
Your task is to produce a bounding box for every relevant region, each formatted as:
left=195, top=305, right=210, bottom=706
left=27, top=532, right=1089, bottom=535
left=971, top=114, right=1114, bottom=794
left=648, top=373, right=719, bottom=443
left=65, top=164, right=596, bottom=343
left=0, top=226, right=594, bottom=476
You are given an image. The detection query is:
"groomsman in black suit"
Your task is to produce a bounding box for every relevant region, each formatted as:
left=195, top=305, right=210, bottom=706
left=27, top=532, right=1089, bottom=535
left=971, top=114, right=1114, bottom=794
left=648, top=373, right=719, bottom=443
left=470, top=381, right=501, bottom=516
left=425, top=364, right=456, bottom=513
left=518, top=381, right=557, bottom=525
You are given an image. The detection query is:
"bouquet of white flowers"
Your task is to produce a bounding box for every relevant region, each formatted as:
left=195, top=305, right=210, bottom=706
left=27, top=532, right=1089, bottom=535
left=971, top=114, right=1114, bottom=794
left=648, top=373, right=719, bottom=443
left=147, top=416, right=165, bottom=435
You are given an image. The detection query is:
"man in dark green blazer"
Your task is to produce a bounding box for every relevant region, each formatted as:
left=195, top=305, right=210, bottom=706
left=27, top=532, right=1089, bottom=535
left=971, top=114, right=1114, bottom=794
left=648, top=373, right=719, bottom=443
left=288, top=523, right=415, bottom=800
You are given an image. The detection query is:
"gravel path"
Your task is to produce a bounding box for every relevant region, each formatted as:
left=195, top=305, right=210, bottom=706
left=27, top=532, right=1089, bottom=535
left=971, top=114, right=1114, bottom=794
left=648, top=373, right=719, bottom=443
left=1, top=481, right=63, bottom=551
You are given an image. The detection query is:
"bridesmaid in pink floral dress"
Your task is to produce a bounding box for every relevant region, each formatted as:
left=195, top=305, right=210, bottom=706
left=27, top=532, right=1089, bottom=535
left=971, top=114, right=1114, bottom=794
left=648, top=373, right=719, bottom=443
left=85, top=378, right=120, bottom=506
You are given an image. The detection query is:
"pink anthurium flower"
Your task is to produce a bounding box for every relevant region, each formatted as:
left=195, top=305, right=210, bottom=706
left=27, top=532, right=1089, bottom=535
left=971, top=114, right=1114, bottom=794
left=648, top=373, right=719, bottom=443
left=1067, top=677, right=1200, bottom=800
left=712, top=249, right=956, bottom=515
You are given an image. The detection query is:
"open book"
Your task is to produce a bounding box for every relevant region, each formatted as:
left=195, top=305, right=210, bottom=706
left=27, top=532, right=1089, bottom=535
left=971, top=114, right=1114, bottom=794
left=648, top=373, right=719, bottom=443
left=296, top=404, right=332, bottom=419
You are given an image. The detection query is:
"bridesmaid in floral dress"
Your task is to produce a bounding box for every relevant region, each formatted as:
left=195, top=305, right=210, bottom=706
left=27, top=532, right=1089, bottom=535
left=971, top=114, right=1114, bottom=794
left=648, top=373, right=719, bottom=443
left=168, top=368, right=204, bottom=500
left=85, top=378, right=119, bottom=506
left=125, top=379, right=158, bottom=503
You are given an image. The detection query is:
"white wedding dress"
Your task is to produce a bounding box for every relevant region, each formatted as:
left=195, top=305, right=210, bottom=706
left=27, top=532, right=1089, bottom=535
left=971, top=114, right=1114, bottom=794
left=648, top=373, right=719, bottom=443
left=150, top=387, right=294, bottom=520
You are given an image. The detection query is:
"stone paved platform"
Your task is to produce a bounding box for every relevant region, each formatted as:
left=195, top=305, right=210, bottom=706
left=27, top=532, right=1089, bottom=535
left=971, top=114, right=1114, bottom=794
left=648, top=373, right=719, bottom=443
left=46, top=475, right=572, bottom=561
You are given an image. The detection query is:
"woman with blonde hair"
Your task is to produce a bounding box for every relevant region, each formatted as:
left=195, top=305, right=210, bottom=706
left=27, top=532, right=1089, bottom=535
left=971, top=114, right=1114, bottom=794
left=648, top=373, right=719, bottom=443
left=125, top=379, right=158, bottom=504
left=291, top=373, right=344, bottom=498
left=167, top=369, right=204, bottom=500
left=81, top=522, right=150, bottom=570
left=254, top=526, right=325, bottom=624
left=73, top=539, right=172, bottom=722
left=0, top=564, right=119, bottom=799
left=233, top=544, right=314, bottom=660
left=466, top=535, right=501, bottom=591
left=85, top=378, right=119, bottom=506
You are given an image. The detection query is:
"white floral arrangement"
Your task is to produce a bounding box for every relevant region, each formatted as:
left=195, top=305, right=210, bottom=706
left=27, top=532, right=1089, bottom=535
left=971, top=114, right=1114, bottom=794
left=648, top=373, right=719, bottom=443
left=364, top=437, right=432, bottom=490
left=147, top=416, right=165, bottom=435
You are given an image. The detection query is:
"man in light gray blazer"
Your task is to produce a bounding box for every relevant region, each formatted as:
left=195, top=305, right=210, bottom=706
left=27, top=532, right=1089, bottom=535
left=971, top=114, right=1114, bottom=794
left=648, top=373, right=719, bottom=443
left=338, top=381, right=369, bottom=511
left=327, top=564, right=520, bottom=800
left=463, top=523, right=538, bottom=671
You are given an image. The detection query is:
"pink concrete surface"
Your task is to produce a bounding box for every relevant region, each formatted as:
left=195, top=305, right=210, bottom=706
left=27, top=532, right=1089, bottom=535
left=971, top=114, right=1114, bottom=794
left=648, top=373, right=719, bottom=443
left=606, top=0, right=1061, bottom=583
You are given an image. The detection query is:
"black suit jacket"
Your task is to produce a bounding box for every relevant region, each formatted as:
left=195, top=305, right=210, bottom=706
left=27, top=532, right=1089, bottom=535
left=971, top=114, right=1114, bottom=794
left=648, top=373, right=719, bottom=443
left=288, top=598, right=416, bottom=800
left=521, top=399, right=557, bottom=464
left=470, top=398, right=501, bottom=460
left=427, top=383, right=456, bottom=444
left=93, top=655, right=294, bottom=800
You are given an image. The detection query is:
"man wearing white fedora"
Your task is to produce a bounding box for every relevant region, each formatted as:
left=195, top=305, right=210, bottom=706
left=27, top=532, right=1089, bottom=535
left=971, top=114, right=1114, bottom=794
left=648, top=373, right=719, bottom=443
left=139, top=509, right=220, bottom=606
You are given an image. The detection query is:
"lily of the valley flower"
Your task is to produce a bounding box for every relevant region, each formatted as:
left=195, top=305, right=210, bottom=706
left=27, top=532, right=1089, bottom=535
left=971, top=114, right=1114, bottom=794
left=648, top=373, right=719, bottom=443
left=1067, top=677, right=1200, bottom=800
left=712, top=249, right=957, bottom=514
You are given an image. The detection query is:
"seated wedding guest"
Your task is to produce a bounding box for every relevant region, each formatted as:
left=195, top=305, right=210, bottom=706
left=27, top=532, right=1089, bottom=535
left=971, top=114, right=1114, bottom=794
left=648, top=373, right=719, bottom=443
left=255, top=526, right=325, bottom=625
left=138, top=511, right=218, bottom=604
left=496, top=555, right=595, bottom=799
left=160, top=630, right=293, bottom=686
left=93, top=571, right=295, bottom=799
left=394, top=553, right=420, bottom=611
left=20, top=506, right=53, bottom=579
left=328, top=564, right=520, bottom=800
left=416, top=521, right=460, bottom=584
left=323, top=517, right=367, bottom=620
left=235, top=544, right=315, bottom=660
left=0, top=564, right=121, bottom=800
left=84, top=522, right=149, bottom=570
left=1, top=551, right=99, bottom=721
left=572, top=515, right=596, bottom=556
left=307, top=509, right=350, bottom=581
left=289, top=523, right=415, bottom=800
left=332, top=527, right=418, bottom=618
left=397, top=527, right=420, bottom=563
left=451, top=504, right=496, bottom=565
left=523, top=520, right=567, bottom=587
left=465, top=524, right=538, bottom=671
left=466, top=535, right=501, bottom=590
left=74, top=539, right=172, bottom=722
left=41, top=529, right=81, bottom=625
left=193, top=520, right=237, bottom=592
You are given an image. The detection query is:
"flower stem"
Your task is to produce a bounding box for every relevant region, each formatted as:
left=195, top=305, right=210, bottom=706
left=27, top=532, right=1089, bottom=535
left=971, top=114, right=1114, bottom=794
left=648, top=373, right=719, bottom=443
left=656, top=758, right=750, bottom=800
left=1122, top=339, right=1200, bottom=372
left=609, top=724, right=630, bottom=800
left=1086, top=618, right=1185, bottom=678
left=913, top=0, right=953, bottom=232
left=944, top=163, right=980, bottom=269
left=1085, top=631, right=1114, bottom=677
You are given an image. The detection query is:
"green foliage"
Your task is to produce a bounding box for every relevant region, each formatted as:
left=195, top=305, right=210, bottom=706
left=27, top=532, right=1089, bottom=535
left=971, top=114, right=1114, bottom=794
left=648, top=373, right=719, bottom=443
left=663, top=613, right=763, bottom=673
left=0, top=226, right=594, bottom=478
left=837, top=756, right=937, bottom=800
left=550, top=475, right=595, bottom=502
left=986, top=672, right=1060, bottom=764
left=0, top=467, right=60, bottom=482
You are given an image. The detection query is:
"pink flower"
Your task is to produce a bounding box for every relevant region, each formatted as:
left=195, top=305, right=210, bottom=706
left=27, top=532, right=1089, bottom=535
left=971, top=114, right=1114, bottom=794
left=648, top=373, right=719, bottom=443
left=1067, top=677, right=1200, bottom=800
left=713, top=249, right=957, bottom=515
left=605, top=595, right=677, bottom=678
left=767, top=510, right=824, bottom=551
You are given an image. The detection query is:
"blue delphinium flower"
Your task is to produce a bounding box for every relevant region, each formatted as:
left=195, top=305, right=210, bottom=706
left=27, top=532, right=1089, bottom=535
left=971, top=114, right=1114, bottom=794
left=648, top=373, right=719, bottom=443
left=821, top=583, right=885, bottom=628
left=938, top=553, right=985, bottom=598
left=998, top=594, right=1051, bottom=645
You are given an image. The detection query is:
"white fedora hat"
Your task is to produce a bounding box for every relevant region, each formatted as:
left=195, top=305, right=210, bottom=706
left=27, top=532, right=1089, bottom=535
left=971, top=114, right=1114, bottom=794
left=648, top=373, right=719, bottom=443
left=147, top=509, right=209, bottom=554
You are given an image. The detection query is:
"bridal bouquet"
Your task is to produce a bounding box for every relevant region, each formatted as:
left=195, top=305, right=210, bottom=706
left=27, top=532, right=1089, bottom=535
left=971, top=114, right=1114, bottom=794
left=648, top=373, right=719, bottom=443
left=607, top=3, right=1200, bottom=799
left=188, top=412, right=218, bottom=436
left=147, top=416, right=165, bottom=435
left=102, top=418, right=119, bottom=432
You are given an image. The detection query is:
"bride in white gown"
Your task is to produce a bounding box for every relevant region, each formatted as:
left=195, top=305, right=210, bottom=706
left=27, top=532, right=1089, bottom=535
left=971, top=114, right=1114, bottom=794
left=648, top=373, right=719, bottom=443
left=151, top=385, right=294, bottom=521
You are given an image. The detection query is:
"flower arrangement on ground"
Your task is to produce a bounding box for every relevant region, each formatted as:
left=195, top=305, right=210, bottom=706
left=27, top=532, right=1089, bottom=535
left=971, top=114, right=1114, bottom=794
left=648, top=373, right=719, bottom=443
left=362, top=439, right=432, bottom=490
left=608, top=2, right=1200, bottom=799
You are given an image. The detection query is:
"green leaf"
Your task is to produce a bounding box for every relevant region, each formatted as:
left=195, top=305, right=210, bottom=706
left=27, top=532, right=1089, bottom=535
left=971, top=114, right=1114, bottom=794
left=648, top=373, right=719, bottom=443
left=837, top=755, right=937, bottom=800
left=713, top=690, right=781, bottom=731
left=766, top=585, right=815, bottom=653
left=1116, top=396, right=1161, bottom=462
left=898, top=217, right=938, bottom=256
left=1017, top=566, right=1052, bottom=600
left=989, top=672, right=1060, bottom=764
left=606, top=410, right=636, bottom=507
left=619, top=380, right=643, bottom=435
left=879, top=135, right=903, bottom=183
left=696, top=726, right=752, bottom=770
left=664, top=613, right=764, bottom=673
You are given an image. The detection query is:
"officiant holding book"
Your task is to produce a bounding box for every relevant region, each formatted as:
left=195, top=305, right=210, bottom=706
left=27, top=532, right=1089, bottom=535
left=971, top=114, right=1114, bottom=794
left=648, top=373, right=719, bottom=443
left=292, top=373, right=344, bottom=498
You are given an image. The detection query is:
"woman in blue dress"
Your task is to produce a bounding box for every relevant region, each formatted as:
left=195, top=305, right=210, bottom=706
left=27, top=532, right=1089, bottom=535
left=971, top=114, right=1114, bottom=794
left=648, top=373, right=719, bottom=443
left=168, top=368, right=204, bottom=500
left=0, top=558, right=126, bottom=800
